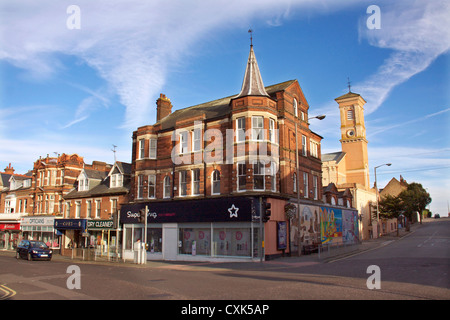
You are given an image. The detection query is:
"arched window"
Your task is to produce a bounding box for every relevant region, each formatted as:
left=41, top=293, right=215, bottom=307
left=163, top=176, right=171, bottom=199
left=212, top=170, right=220, bottom=195
left=293, top=98, right=298, bottom=117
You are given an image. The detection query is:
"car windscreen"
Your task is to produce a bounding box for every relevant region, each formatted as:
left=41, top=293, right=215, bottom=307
left=29, top=241, right=48, bottom=249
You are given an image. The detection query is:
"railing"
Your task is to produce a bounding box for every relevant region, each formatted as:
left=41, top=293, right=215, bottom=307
left=71, top=246, right=122, bottom=261
left=317, top=241, right=361, bottom=260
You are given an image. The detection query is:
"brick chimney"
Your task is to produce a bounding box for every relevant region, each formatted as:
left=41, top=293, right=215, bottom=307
left=156, top=93, right=172, bottom=122
left=4, top=163, right=15, bottom=174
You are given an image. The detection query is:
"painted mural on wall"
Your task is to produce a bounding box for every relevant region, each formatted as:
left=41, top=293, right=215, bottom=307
left=320, top=206, right=359, bottom=244
left=288, top=204, right=321, bottom=247
left=342, top=209, right=359, bottom=243
left=320, top=207, right=342, bottom=244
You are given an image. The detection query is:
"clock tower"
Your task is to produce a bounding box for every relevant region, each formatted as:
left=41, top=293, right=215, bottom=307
left=335, top=90, right=370, bottom=189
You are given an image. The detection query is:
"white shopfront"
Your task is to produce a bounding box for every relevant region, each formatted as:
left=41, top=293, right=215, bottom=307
left=21, top=216, right=60, bottom=250
left=121, top=197, right=263, bottom=262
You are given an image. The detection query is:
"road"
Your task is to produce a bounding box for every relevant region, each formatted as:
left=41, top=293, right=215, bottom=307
left=0, top=219, right=448, bottom=303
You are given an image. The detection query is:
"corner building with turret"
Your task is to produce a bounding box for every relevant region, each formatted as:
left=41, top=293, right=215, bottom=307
left=121, top=45, right=356, bottom=261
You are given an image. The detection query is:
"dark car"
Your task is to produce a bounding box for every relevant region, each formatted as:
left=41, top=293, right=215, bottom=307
left=16, top=240, right=52, bottom=261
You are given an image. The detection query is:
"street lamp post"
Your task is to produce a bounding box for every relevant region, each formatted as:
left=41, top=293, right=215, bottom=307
left=295, top=114, right=326, bottom=256
left=374, top=163, right=392, bottom=237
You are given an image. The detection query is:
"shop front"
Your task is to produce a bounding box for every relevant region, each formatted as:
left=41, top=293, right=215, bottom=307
left=0, top=222, right=21, bottom=250
left=21, top=216, right=60, bottom=250
left=54, top=218, right=87, bottom=256
left=86, top=219, right=121, bottom=259
left=120, top=196, right=262, bottom=262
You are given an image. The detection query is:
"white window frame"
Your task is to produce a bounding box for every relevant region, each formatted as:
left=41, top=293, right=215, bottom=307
left=110, top=173, right=123, bottom=188
left=237, top=162, right=246, bottom=191
left=179, top=131, right=189, bottom=154
left=138, top=139, right=145, bottom=159
left=179, top=171, right=187, bottom=197
left=163, top=176, right=171, bottom=199
left=110, top=198, right=118, bottom=214
left=211, top=170, right=220, bottom=195
left=294, top=98, right=298, bottom=117
left=137, top=175, right=144, bottom=199
left=313, top=175, right=318, bottom=200
left=253, top=161, right=265, bottom=191
left=303, top=172, right=309, bottom=198
left=269, top=118, right=276, bottom=143
left=252, top=116, right=264, bottom=141
left=149, top=138, right=157, bottom=159
left=148, top=175, right=156, bottom=199
left=86, top=200, right=92, bottom=218
left=270, top=162, right=277, bottom=192
left=191, top=169, right=200, bottom=196
left=75, top=201, right=81, bottom=218
left=302, top=135, right=307, bottom=156
left=310, top=140, right=319, bottom=158
left=236, top=117, right=246, bottom=142
left=95, top=199, right=101, bottom=218
left=192, top=129, right=201, bottom=152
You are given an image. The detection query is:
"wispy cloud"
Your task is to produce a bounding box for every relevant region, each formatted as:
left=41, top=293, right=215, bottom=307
left=0, top=0, right=310, bottom=130
left=356, top=0, right=450, bottom=114
left=367, top=107, right=450, bottom=138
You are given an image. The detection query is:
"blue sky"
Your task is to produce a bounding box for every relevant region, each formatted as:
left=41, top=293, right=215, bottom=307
left=1, top=0, right=449, bottom=216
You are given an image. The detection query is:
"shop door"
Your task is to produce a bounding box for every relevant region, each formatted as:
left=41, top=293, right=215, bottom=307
left=162, top=223, right=177, bottom=261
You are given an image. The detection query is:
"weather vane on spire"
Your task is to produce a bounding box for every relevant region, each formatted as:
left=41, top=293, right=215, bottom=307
left=347, top=77, right=352, bottom=93
left=248, top=29, right=253, bottom=46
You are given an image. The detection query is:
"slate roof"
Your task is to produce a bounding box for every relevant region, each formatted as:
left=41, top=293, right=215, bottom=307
left=322, top=151, right=346, bottom=163
left=335, top=91, right=366, bottom=103
left=235, top=45, right=269, bottom=98
left=64, top=176, right=130, bottom=199
left=157, top=80, right=296, bottom=131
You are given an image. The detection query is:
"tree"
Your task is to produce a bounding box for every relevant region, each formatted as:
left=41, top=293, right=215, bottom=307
left=399, top=182, right=431, bottom=224
left=378, top=194, right=403, bottom=236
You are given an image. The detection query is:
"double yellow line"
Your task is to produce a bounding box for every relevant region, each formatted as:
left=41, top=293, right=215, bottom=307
left=0, top=284, right=16, bottom=300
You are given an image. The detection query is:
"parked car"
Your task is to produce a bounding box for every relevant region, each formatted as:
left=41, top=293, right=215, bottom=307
left=434, top=214, right=440, bottom=219
left=16, top=240, right=52, bottom=261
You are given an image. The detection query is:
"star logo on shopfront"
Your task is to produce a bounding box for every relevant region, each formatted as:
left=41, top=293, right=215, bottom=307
left=228, top=204, right=239, bottom=218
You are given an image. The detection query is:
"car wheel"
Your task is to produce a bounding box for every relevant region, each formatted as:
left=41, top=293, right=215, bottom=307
left=27, top=253, right=33, bottom=261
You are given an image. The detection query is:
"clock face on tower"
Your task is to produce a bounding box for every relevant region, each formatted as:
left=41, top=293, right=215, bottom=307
left=346, top=129, right=355, bottom=138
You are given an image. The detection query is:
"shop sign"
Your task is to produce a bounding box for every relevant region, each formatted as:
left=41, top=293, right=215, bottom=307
left=87, top=220, right=114, bottom=230
left=54, top=219, right=87, bottom=230
left=0, top=223, right=20, bottom=231
left=120, top=197, right=257, bottom=224
left=21, top=217, right=54, bottom=226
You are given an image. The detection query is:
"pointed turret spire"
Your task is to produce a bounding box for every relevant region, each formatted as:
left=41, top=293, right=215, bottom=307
left=235, top=34, right=269, bottom=99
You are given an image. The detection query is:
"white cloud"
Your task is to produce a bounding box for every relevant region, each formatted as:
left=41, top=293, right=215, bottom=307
left=356, top=0, right=450, bottom=114
left=0, top=0, right=308, bottom=130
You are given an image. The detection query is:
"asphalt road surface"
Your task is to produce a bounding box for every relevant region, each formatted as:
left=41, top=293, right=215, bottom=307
left=1, top=219, right=448, bottom=303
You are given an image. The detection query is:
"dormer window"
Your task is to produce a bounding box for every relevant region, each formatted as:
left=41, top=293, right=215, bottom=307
left=110, top=173, right=123, bottom=188
left=78, top=173, right=89, bottom=191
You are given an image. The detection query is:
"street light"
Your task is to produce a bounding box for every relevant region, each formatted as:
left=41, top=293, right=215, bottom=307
left=296, top=114, right=326, bottom=256
left=308, top=114, right=326, bottom=121
left=374, top=163, right=392, bottom=237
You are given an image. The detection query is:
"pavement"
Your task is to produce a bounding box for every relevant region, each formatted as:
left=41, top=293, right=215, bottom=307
left=0, top=222, right=424, bottom=270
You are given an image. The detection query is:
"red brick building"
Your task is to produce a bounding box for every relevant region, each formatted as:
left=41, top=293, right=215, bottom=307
left=121, top=45, right=324, bottom=261
left=62, top=161, right=130, bottom=257
left=0, top=164, right=33, bottom=250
